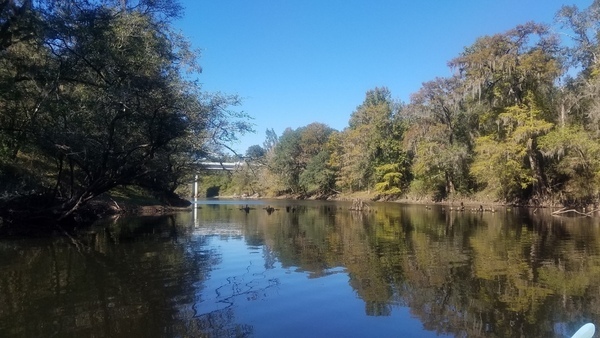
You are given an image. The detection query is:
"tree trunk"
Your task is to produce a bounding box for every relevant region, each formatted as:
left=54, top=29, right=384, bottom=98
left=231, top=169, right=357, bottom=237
left=445, top=171, right=455, bottom=197
left=527, top=138, right=546, bottom=199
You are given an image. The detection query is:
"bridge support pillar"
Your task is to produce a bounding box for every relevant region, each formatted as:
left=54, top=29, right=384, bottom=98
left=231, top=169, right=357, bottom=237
left=194, top=174, right=198, bottom=200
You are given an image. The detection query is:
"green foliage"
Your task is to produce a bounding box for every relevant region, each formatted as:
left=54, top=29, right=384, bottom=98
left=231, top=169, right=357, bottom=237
left=5, top=0, right=600, bottom=213
left=245, top=145, right=266, bottom=160
left=412, top=141, right=470, bottom=199
left=449, top=22, right=561, bottom=109
left=337, top=87, right=408, bottom=193
left=0, top=0, right=252, bottom=221
left=374, top=163, right=403, bottom=197
left=497, top=101, right=554, bottom=143
left=299, top=150, right=335, bottom=195
left=539, top=127, right=600, bottom=203
left=269, top=128, right=303, bottom=193
left=197, top=172, right=232, bottom=198
left=263, top=128, right=279, bottom=153
left=556, top=2, right=600, bottom=73
left=471, top=135, right=535, bottom=201
left=407, top=179, right=430, bottom=199
left=268, top=123, right=335, bottom=194
left=338, top=127, right=372, bottom=191
left=449, top=20, right=560, bottom=201
left=471, top=100, right=553, bottom=201
left=406, top=76, right=474, bottom=198
left=226, top=4, right=600, bottom=207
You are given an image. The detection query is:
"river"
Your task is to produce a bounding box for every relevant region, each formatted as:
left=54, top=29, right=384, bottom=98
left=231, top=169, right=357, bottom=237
left=1, top=199, right=599, bottom=337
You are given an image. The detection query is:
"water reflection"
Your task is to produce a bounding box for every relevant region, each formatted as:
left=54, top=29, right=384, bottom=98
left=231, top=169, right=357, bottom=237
left=1, top=201, right=600, bottom=337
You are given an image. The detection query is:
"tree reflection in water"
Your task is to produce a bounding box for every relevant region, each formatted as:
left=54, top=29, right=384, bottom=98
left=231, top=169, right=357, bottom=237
left=191, top=307, right=253, bottom=337
left=2, top=202, right=600, bottom=337
left=0, top=214, right=247, bottom=337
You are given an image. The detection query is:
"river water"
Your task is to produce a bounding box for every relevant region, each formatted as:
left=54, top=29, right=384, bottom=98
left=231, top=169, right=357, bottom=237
left=1, top=199, right=599, bottom=337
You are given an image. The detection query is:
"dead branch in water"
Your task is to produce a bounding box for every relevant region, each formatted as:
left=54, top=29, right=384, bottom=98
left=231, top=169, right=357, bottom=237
left=552, top=208, right=600, bottom=217
left=349, top=199, right=370, bottom=211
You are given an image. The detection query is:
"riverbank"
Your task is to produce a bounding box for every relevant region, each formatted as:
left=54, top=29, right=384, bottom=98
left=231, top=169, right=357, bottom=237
left=0, top=186, right=581, bottom=238
left=85, top=197, right=192, bottom=218
left=0, top=186, right=192, bottom=237
left=216, top=190, right=575, bottom=210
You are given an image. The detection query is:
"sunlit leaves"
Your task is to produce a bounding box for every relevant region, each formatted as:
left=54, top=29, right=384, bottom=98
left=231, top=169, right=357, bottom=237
left=455, top=30, right=559, bottom=201
left=338, top=87, right=408, bottom=193
left=472, top=135, right=535, bottom=200
left=450, top=22, right=561, bottom=108
left=374, top=163, right=403, bottom=196
left=268, top=123, right=335, bottom=194
left=406, top=76, right=474, bottom=199
left=539, top=126, right=600, bottom=202
left=338, top=126, right=372, bottom=191
left=471, top=96, right=554, bottom=201
left=471, top=100, right=553, bottom=200
left=412, top=140, right=470, bottom=198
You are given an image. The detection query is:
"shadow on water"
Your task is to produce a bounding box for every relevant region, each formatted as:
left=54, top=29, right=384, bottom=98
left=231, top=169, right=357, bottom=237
left=0, top=214, right=253, bottom=337
left=1, top=201, right=600, bottom=337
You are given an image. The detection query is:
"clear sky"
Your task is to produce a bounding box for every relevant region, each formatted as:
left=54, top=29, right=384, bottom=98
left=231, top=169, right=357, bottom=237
left=173, top=0, right=592, bottom=155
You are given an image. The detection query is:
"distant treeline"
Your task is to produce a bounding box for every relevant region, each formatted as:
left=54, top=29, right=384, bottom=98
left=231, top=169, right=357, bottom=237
left=221, top=3, right=600, bottom=206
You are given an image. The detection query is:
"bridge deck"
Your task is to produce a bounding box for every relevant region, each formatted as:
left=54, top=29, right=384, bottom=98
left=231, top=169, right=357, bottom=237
left=200, top=162, right=244, bottom=170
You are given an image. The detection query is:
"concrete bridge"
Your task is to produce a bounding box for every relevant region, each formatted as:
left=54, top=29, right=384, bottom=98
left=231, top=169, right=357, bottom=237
left=191, top=161, right=244, bottom=198
left=200, top=161, right=244, bottom=171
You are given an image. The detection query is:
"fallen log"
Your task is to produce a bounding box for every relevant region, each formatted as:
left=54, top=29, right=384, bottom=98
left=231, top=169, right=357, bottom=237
left=552, top=208, right=600, bottom=217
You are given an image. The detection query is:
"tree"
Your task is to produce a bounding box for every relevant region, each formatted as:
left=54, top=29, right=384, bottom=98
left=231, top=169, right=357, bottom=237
left=263, top=128, right=279, bottom=153
left=535, top=1, right=600, bottom=204
left=299, top=123, right=333, bottom=163
left=245, top=144, right=265, bottom=160
left=406, top=77, right=474, bottom=199
left=449, top=22, right=561, bottom=112
left=339, top=87, right=408, bottom=196
left=0, top=0, right=252, bottom=223
left=450, top=23, right=562, bottom=201
left=216, top=144, right=267, bottom=196
left=269, top=128, right=303, bottom=193
left=0, top=0, right=38, bottom=51
left=0, top=0, right=47, bottom=162
left=555, top=1, right=600, bottom=132
left=268, top=123, right=335, bottom=194
left=299, top=150, right=336, bottom=195
left=373, top=163, right=404, bottom=196
left=471, top=100, right=554, bottom=201
left=539, top=127, right=600, bottom=204
left=34, top=3, right=196, bottom=216
left=555, top=2, right=600, bottom=74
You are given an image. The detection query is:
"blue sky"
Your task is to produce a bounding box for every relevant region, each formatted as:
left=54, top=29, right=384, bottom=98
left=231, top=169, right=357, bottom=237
left=173, top=0, right=591, bottom=155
